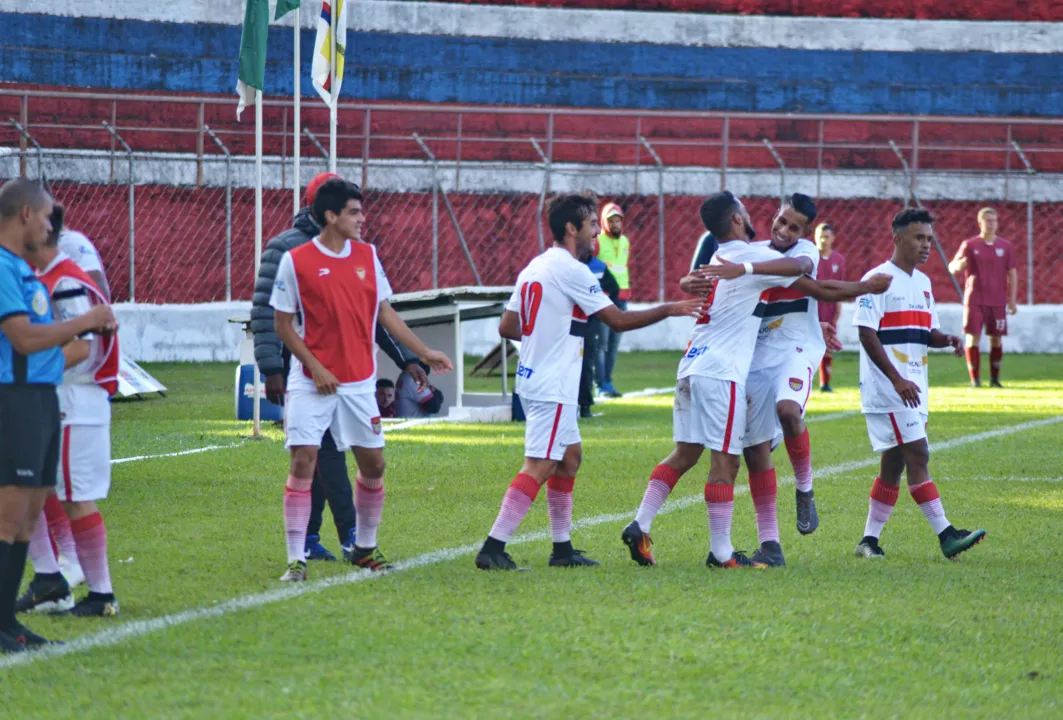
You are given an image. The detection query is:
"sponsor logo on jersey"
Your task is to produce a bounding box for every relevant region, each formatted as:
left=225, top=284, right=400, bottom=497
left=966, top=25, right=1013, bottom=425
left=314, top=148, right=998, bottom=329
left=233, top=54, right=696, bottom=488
left=318, top=268, right=331, bottom=276
left=371, top=416, right=382, bottom=434
left=766, top=318, right=784, bottom=330
left=589, top=284, right=602, bottom=294
left=859, top=296, right=874, bottom=309
left=891, top=348, right=910, bottom=364
left=517, top=363, right=535, bottom=379
left=276, top=279, right=286, bottom=291
left=685, top=345, right=708, bottom=359
left=789, top=377, right=803, bottom=391
left=355, top=267, right=367, bottom=280
left=906, top=420, right=920, bottom=428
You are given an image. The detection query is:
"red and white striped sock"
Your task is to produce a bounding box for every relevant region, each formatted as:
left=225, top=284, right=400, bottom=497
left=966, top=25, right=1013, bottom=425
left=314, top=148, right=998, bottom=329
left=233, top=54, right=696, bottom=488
left=749, top=469, right=779, bottom=545
left=909, top=480, right=950, bottom=534
left=71, top=512, right=112, bottom=595
left=45, top=493, right=77, bottom=565
left=355, top=476, right=386, bottom=549
left=546, top=475, right=574, bottom=543
left=863, top=477, right=899, bottom=539
left=283, top=475, right=313, bottom=563
left=488, top=473, right=541, bottom=543
left=705, top=483, right=735, bottom=561
left=28, top=510, right=61, bottom=575
left=635, top=464, right=681, bottom=533
left=785, top=429, right=814, bottom=493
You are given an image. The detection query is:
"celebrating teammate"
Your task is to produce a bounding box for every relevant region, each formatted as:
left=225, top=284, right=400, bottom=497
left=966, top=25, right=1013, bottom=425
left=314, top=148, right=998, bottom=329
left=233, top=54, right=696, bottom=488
left=270, top=178, right=452, bottom=581
left=621, top=192, right=890, bottom=568
left=17, top=204, right=121, bottom=617
left=948, top=207, right=1018, bottom=388
left=853, top=208, right=985, bottom=560
left=474, top=192, right=703, bottom=571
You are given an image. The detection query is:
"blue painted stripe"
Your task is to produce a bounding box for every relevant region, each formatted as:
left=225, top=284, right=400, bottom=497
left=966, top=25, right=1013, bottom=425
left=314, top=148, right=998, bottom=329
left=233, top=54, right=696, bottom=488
left=1, top=13, right=1059, bottom=117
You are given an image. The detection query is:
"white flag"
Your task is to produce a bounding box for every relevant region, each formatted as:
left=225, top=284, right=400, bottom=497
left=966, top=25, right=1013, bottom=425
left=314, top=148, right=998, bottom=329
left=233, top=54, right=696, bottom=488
left=312, top=0, right=347, bottom=107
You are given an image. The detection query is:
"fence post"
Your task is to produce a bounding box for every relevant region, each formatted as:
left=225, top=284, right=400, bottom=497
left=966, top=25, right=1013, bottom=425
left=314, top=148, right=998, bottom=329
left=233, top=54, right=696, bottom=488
left=303, top=128, right=329, bottom=160
left=19, top=95, right=28, bottom=178
left=762, top=138, right=786, bottom=207
left=530, top=138, right=550, bottom=252
left=639, top=136, right=666, bottom=302
left=1010, top=140, right=1036, bottom=305
left=413, top=133, right=441, bottom=288
left=10, top=120, right=43, bottom=182
left=205, top=125, right=233, bottom=302
left=103, top=121, right=135, bottom=302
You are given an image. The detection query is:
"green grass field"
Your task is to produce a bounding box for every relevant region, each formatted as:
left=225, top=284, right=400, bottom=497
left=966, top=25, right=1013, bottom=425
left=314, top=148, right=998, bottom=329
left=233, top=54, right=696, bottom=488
left=3, top=352, right=1062, bottom=718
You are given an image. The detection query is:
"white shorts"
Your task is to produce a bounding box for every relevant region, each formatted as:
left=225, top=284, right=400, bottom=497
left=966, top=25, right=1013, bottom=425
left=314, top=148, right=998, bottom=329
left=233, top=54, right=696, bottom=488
left=523, top=400, right=580, bottom=461
left=865, top=411, right=929, bottom=452
left=673, top=376, right=745, bottom=455
left=745, top=353, right=819, bottom=448
left=57, top=424, right=111, bottom=502
left=285, top=390, right=384, bottom=451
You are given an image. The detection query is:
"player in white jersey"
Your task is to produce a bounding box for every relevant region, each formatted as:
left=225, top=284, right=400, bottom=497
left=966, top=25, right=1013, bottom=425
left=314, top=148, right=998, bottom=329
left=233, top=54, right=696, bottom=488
left=475, top=193, right=703, bottom=571
left=621, top=192, right=891, bottom=569
left=852, top=208, right=986, bottom=561
left=57, top=222, right=111, bottom=301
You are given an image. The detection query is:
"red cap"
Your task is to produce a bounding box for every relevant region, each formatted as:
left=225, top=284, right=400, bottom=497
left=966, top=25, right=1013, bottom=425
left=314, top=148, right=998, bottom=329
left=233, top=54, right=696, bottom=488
left=304, top=172, right=341, bottom=207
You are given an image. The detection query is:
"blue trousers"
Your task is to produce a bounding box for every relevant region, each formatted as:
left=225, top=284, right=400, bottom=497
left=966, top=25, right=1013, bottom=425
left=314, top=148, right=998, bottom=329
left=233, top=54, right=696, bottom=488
left=596, top=298, right=627, bottom=384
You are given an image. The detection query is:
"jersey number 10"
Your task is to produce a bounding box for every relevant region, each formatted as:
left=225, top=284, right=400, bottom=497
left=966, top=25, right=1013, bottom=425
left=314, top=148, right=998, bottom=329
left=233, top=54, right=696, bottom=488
left=520, top=281, right=543, bottom=335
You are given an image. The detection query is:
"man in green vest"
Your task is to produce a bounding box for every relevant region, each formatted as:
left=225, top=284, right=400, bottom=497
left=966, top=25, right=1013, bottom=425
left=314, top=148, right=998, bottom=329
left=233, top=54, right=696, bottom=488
left=596, top=202, right=631, bottom=397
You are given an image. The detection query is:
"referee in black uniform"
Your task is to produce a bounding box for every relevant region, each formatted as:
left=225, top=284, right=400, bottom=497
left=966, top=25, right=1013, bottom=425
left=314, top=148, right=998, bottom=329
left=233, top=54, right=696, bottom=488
left=0, top=180, right=114, bottom=653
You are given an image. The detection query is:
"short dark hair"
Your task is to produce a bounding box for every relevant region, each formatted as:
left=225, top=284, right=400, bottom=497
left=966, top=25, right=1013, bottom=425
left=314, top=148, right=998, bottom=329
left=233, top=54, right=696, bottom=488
left=699, top=191, right=742, bottom=239
left=787, top=193, right=817, bottom=224
left=312, top=178, right=363, bottom=226
left=377, top=378, right=395, bottom=389
left=47, top=203, right=65, bottom=246
left=892, top=208, right=935, bottom=233
left=546, top=193, right=597, bottom=244
left=0, top=179, right=50, bottom=221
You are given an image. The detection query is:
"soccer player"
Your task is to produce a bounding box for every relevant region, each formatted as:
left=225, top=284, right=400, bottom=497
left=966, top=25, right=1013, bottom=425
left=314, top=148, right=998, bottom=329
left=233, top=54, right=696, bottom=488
left=948, top=207, right=1018, bottom=388
left=17, top=205, right=121, bottom=617
left=815, top=222, right=845, bottom=392
left=56, top=218, right=111, bottom=302
left=0, top=180, right=115, bottom=654
left=270, top=178, right=452, bottom=581
left=620, top=192, right=891, bottom=568
left=854, top=208, right=986, bottom=560
left=474, top=193, right=703, bottom=571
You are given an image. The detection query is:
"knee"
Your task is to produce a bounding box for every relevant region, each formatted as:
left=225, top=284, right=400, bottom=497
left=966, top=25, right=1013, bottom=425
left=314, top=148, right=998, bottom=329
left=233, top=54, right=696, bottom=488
left=902, top=441, right=930, bottom=470
left=742, top=445, right=772, bottom=474
left=560, top=451, right=582, bottom=477
left=990, top=336, right=1003, bottom=349
left=359, top=454, right=386, bottom=481
left=290, top=448, right=317, bottom=479
left=777, top=406, right=803, bottom=437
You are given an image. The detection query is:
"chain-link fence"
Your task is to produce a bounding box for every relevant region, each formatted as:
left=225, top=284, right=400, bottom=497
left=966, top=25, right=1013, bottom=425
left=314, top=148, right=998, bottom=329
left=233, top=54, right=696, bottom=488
left=4, top=141, right=1061, bottom=305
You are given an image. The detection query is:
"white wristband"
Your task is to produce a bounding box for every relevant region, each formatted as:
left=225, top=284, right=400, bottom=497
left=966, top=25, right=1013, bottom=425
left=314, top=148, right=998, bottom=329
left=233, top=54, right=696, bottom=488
left=742, top=262, right=754, bottom=276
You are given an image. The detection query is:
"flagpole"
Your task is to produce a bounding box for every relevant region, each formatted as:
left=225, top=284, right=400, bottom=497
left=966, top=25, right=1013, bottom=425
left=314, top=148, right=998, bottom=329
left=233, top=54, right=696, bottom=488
left=329, top=3, right=337, bottom=173
left=252, top=91, right=263, bottom=438
left=293, top=10, right=301, bottom=214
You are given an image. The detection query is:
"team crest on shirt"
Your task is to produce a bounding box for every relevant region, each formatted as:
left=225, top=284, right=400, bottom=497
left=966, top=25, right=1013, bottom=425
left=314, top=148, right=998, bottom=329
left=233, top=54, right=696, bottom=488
left=31, top=287, right=49, bottom=316
left=371, top=416, right=382, bottom=435
left=789, top=377, right=803, bottom=391
left=355, top=267, right=367, bottom=280
left=832, top=263, right=839, bottom=273
left=995, top=248, right=1005, bottom=257
left=923, top=291, right=932, bottom=306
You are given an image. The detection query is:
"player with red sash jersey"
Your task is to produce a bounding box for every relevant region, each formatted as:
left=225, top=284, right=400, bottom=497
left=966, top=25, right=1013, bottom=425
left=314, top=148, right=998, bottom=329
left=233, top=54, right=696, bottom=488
left=270, top=179, right=453, bottom=581
left=474, top=193, right=703, bottom=571
left=17, top=205, right=121, bottom=617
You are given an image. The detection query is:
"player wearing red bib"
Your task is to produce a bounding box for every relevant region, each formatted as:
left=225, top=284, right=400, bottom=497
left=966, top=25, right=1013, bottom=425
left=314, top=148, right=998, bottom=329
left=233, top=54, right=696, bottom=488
left=853, top=208, right=985, bottom=560
left=621, top=192, right=891, bottom=568
left=475, top=193, right=703, bottom=571
left=17, top=206, right=121, bottom=617
left=270, top=179, right=453, bottom=581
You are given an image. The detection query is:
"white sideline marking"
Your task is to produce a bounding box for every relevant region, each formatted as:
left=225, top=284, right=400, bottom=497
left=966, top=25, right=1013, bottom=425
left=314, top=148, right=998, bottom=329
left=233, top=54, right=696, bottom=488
left=4, top=413, right=1060, bottom=671
left=111, top=445, right=242, bottom=465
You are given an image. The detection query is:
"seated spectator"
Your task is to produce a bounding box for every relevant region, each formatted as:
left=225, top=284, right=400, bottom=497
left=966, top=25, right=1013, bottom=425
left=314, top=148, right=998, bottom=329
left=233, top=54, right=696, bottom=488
left=376, top=378, right=397, bottom=418
left=395, top=363, right=445, bottom=418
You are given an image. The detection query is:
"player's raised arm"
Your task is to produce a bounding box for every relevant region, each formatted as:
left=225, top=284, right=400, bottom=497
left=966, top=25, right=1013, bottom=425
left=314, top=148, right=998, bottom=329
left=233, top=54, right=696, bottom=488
left=596, top=297, right=704, bottom=332
left=696, top=255, right=813, bottom=281
left=793, top=273, right=892, bottom=303
left=377, top=301, right=454, bottom=375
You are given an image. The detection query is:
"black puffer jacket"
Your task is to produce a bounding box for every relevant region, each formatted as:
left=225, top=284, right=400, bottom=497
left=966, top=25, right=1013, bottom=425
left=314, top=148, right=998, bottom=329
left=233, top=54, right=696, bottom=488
left=251, top=207, right=416, bottom=377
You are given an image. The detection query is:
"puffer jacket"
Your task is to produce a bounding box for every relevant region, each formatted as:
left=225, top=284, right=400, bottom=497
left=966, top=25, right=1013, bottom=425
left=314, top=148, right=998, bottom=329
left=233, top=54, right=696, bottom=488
left=251, top=207, right=416, bottom=377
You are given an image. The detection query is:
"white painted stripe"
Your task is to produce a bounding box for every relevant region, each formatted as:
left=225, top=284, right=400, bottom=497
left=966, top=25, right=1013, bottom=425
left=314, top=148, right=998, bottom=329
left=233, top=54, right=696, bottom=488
left=110, top=444, right=242, bottom=465
left=5, top=413, right=1058, bottom=670
left=2, top=0, right=1057, bottom=53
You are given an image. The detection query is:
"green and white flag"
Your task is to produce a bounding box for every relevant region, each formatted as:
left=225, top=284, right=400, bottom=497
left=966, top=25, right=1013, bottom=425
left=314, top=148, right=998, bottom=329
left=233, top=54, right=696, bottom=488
left=235, top=0, right=270, bottom=120
left=275, top=0, right=300, bottom=20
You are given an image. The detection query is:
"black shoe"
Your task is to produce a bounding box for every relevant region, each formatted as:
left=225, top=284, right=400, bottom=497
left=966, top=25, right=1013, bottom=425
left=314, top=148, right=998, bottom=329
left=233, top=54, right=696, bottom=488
left=4, top=622, right=61, bottom=649
left=990, top=378, right=1003, bottom=388
left=475, top=548, right=523, bottom=571
left=971, top=378, right=982, bottom=388
left=939, top=526, right=987, bottom=560
left=796, top=489, right=819, bottom=535
left=706, top=550, right=764, bottom=568
left=548, top=548, right=600, bottom=567
left=0, top=631, right=27, bottom=655
left=579, top=405, right=593, bottom=419
left=855, top=536, right=886, bottom=559
left=15, top=573, right=73, bottom=614
left=750, top=541, right=786, bottom=567
left=64, top=593, right=120, bottom=618
left=820, top=384, right=833, bottom=393
left=621, top=521, right=656, bottom=566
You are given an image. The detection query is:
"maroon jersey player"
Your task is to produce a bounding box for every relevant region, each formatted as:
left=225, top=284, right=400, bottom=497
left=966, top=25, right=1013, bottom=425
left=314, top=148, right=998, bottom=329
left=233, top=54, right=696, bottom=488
left=814, top=223, right=846, bottom=391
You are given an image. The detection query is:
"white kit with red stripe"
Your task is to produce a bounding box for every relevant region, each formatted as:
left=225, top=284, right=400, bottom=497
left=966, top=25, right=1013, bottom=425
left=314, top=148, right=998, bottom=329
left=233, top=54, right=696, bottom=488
left=506, top=246, right=613, bottom=460
left=854, top=260, right=940, bottom=451
left=674, top=241, right=799, bottom=455
left=744, top=239, right=824, bottom=447
left=38, top=251, right=119, bottom=501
